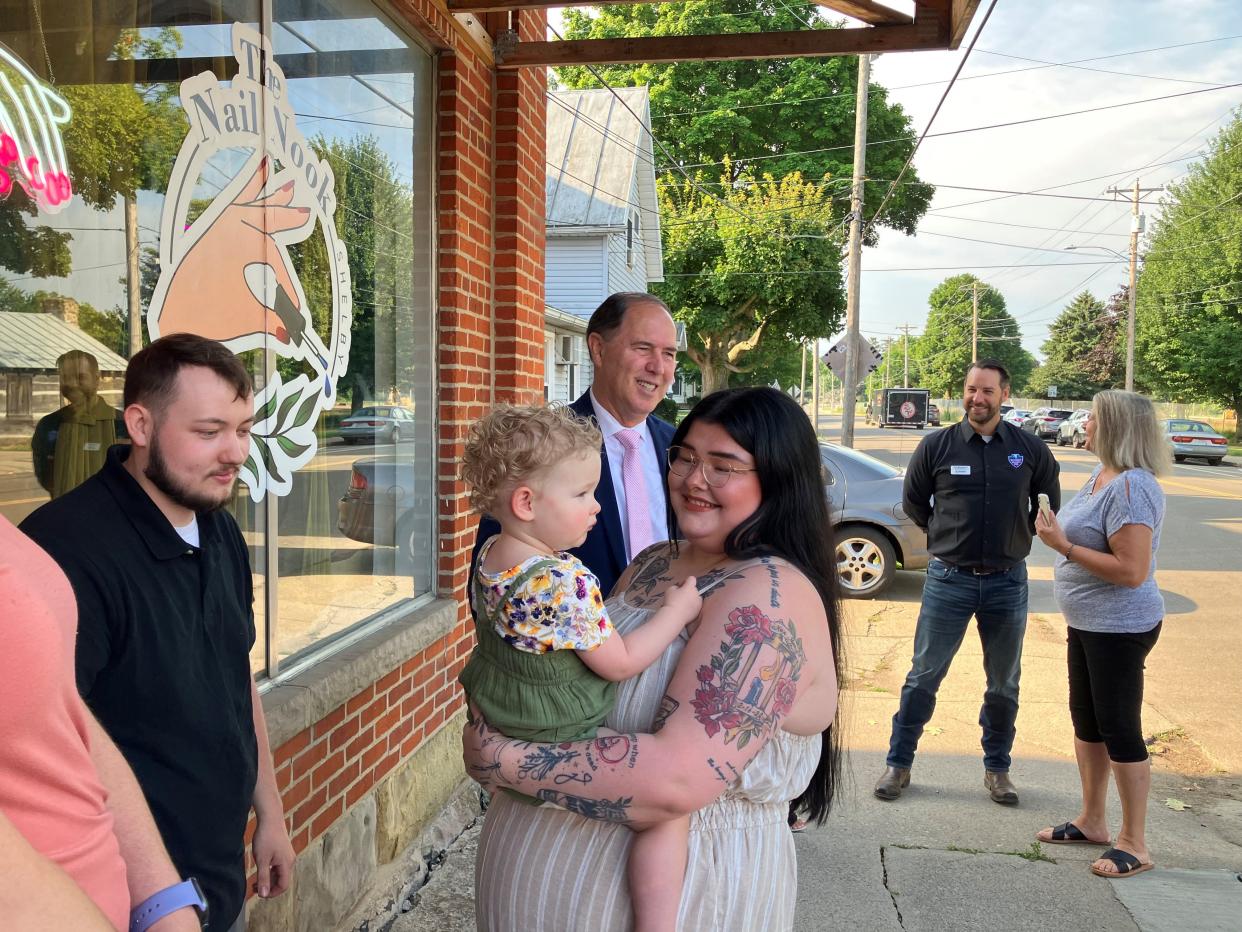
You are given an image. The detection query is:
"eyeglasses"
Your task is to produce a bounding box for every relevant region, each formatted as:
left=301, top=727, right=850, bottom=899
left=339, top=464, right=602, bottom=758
left=666, top=445, right=757, bottom=488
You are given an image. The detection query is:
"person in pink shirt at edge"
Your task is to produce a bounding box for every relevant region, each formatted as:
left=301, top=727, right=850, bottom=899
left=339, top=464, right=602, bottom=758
left=0, top=516, right=202, bottom=932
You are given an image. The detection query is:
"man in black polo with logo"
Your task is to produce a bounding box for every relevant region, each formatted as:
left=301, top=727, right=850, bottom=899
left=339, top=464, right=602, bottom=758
left=22, top=335, right=293, bottom=930
left=875, top=359, right=1060, bottom=806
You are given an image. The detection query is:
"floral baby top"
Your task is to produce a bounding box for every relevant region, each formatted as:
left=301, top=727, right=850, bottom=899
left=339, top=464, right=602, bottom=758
left=476, top=537, right=613, bottom=654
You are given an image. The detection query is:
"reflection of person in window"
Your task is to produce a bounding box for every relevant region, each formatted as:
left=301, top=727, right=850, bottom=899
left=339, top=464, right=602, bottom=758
left=31, top=351, right=126, bottom=498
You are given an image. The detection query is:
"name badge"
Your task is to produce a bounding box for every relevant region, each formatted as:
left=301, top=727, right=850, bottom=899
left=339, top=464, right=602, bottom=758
left=950, top=465, right=971, bottom=476
left=84, top=442, right=101, bottom=452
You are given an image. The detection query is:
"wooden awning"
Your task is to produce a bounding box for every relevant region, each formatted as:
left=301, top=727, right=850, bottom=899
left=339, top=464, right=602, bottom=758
left=448, top=1, right=981, bottom=70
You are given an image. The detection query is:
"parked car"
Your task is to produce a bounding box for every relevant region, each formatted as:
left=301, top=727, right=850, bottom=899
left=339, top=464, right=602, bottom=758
left=1023, top=407, right=1074, bottom=440
left=927, top=403, right=941, bottom=427
left=1056, top=409, right=1091, bottom=447
left=338, top=455, right=434, bottom=572
left=1163, top=418, right=1228, bottom=465
left=1000, top=403, right=1014, bottom=418
left=821, top=443, right=928, bottom=599
left=338, top=406, right=416, bottom=444
left=1003, top=408, right=1031, bottom=428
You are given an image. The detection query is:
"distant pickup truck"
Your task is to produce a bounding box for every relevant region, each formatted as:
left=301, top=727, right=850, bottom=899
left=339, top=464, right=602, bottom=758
left=866, top=388, right=931, bottom=429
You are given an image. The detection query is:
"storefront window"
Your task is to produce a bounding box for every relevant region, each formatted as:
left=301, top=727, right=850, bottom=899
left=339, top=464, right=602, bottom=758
left=1, top=0, right=436, bottom=677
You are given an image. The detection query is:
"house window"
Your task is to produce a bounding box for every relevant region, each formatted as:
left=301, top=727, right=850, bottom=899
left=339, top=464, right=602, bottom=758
left=626, top=217, right=634, bottom=268
left=1, top=0, right=436, bottom=679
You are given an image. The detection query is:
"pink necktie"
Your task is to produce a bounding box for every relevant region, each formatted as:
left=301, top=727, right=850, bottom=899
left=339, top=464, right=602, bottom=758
left=616, top=429, right=655, bottom=561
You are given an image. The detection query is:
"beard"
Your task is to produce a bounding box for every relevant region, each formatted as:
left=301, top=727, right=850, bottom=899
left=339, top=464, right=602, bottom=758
left=144, top=431, right=234, bottom=514
left=965, top=399, right=998, bottom=425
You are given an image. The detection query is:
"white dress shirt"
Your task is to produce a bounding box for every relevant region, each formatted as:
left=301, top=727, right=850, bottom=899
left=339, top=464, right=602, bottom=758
left=589, top=390, right=669, bottom=560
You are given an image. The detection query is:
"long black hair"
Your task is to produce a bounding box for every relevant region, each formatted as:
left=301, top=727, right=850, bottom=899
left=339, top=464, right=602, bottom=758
left=668, top=387, right=844, bottom=824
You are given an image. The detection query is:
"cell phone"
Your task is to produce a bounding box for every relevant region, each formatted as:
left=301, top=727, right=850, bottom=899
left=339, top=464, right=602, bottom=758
left=1037, top=493, right=1052, bottom=521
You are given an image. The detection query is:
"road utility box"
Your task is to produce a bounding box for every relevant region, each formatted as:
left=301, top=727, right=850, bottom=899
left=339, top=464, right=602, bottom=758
left=868, top=388, right=931, bottom=428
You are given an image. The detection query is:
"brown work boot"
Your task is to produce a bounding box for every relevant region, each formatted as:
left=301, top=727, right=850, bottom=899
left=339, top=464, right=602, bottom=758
left=985, top=770, right=1019, bottom=805
left=874, top=766, right=911, bottom=801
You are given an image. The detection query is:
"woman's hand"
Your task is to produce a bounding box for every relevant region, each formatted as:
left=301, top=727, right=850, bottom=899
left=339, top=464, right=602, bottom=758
left=1035, top=509, right=1070, bottom=555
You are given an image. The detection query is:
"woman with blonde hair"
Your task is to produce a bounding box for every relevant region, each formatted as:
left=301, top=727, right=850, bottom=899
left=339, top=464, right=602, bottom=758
left=1033, top=389, right=1170, bottom=878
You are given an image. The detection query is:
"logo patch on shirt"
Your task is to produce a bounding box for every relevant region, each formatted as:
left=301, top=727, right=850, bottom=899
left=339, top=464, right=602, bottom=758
left=1007, top=453, right=1024, bottom=468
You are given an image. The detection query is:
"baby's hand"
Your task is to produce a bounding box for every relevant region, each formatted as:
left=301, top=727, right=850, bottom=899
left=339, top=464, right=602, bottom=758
left=662, top=576, right=703, bottom=622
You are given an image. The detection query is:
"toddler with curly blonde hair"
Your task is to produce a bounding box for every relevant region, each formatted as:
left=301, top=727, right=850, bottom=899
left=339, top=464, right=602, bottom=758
left=460, top=403, right=698, bottom=932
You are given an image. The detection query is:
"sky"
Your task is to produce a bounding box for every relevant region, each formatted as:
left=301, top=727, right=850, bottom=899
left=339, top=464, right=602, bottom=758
left=553, top=0, right=1242, bottom=361
left=857, top=0, right=1242, bottom=359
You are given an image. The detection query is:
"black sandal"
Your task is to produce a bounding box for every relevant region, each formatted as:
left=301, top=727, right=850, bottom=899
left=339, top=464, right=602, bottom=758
left=1091, top=847, right=1155, bottom=878
left=1039, top=821, right=1110, bottom=846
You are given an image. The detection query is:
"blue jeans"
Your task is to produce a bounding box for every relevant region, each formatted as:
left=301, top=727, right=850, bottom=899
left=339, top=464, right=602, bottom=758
left=886, top=558, right=1029, bottom=773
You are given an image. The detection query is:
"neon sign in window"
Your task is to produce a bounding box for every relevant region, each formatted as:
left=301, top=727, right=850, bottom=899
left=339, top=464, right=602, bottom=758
left=0, top=42, right=73, bottom=213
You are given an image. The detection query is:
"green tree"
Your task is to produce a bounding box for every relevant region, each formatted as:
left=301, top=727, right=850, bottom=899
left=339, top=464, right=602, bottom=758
left=657, top=169, right=844, bottom=395
left=913, top=275, right=1035, bottom=396
left=1025, top=291, right=1120, bottom=399
left=0, top=27, right=187, bottom=278
left=287, top=135, right=414, bottom=408
left=557, top=0, right=932, bottom=239
left=1136, top=114, right=1242, bottom=420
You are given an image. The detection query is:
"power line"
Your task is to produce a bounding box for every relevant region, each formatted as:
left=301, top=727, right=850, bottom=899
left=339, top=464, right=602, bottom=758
left=648, top=34, right=1242, bottom=122
left=660, top=81, right=1242, bottom=174
left=663, top=260, right=1120, bottom=277
left=865, top=0, right=998, bottom=234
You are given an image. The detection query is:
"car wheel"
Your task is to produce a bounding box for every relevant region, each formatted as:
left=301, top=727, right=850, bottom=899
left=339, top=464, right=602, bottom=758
left=1207, top=457, right=1222, bottom=466
left=1073, top=432, right=1085, bottom=449
left=1174, top=454, right=1186, bottom=463
left=835, top=526, right=896, bottom=599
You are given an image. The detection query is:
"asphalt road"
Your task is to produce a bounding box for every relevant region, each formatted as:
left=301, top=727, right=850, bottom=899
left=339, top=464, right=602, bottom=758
left=815, top=412, right=1242, bottom=774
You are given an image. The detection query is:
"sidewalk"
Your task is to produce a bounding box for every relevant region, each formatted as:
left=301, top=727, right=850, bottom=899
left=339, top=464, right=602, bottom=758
left=395, top=595, right=1242, bottom=932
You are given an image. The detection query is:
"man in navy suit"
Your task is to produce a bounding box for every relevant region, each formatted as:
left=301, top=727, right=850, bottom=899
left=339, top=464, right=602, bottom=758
left=472, top=292, right=680, bottom=597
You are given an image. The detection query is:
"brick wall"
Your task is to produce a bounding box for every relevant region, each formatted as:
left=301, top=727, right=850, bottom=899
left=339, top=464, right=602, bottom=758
left=247, top=6, right=548, bottom=925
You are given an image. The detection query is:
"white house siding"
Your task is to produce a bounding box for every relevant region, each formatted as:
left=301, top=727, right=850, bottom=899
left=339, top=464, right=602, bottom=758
left=546, top=236, right=608, bottom=316
left=606, top=176, right=650, bottom=295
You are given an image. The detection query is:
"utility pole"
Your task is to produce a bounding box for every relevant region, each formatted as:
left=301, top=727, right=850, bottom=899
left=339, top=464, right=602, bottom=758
left=898, top=323, right=915, bottom=386
left=811, top=339, right=821, bottom=437
left=971, top=282, right=981, bottom=361
left=1107, top=178, right=1163, bottom=391
left=799, top=341, right=808, bottom=405
left=125, top=196, right=142, bottom=356
left=840, top=52, right=870, bottom=448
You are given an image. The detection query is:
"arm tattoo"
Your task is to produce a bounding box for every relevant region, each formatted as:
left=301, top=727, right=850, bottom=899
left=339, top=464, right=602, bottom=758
left=695, top=566, right=748, bottom=600
left=691, top=605, right=806, bottom=749
left=652, top=694, right=679, bottom=733
left=629, top=551, right=672, bottom=599
left=536, top=790, right=633, bottom=822
left=518, top=745, right=582, bottom=781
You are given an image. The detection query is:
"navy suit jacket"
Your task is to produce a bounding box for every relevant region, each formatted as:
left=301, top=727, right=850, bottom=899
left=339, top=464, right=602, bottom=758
left=470, top=392, right=676, bottom=601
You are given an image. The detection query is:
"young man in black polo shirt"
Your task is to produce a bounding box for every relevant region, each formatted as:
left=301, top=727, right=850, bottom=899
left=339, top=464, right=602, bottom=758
left=874, top=359, right=1060, bottom=806
left=22, top=335, right=293, bottom=931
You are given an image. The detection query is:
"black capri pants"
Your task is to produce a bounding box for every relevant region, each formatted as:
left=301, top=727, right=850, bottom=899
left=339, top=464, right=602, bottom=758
left=1066, top=622, right=1162, bottom=763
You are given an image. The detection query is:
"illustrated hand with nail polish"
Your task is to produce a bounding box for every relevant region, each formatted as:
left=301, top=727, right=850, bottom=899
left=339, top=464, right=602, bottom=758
left=151, top=156, right=318, bottom=357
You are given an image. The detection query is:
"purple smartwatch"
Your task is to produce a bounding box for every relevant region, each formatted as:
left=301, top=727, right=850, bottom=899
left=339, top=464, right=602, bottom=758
left=128, top=878, right=208, bottom=931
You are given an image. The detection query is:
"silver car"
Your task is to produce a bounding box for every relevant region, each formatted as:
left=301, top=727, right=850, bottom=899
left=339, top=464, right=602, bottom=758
left=338, top=405, right=416, bottom=444
left=821, top=444, right=929, bottom=599
left=1163, top=418, right=1228, bottom=465
left=1057, top=409, right=1091, bottom=447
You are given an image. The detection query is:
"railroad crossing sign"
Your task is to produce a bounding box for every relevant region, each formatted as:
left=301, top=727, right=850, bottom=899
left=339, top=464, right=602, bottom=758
left=822, top=334, right=883, bottom=381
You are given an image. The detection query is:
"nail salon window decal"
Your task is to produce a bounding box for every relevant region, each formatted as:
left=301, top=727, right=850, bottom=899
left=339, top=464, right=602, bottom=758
left=0, top=41, right=74, bottom=212
left=147, top=23, right=352, bottom=500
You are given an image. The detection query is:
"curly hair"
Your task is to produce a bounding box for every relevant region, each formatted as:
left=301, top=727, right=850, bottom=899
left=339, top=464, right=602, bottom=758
left=461, top=404, right=602, bottom=514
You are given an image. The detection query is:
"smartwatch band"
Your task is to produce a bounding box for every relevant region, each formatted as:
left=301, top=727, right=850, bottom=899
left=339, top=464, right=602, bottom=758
left=129, top=878, right=207, bottom=932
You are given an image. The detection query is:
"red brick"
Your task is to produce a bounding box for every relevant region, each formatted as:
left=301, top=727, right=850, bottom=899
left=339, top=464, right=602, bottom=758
left=311, top=750, right=345, bottom=790
left=312, top=706, right=345, bottom=741
left=329, top=714, right=362, bottom=752
left=311, top=798, right=344, bottom=839
left=273, top=729, right=311, bottom=766
left=291, top=787, right=327, bottom=828
left=345, top=685, right=375, bottom=715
